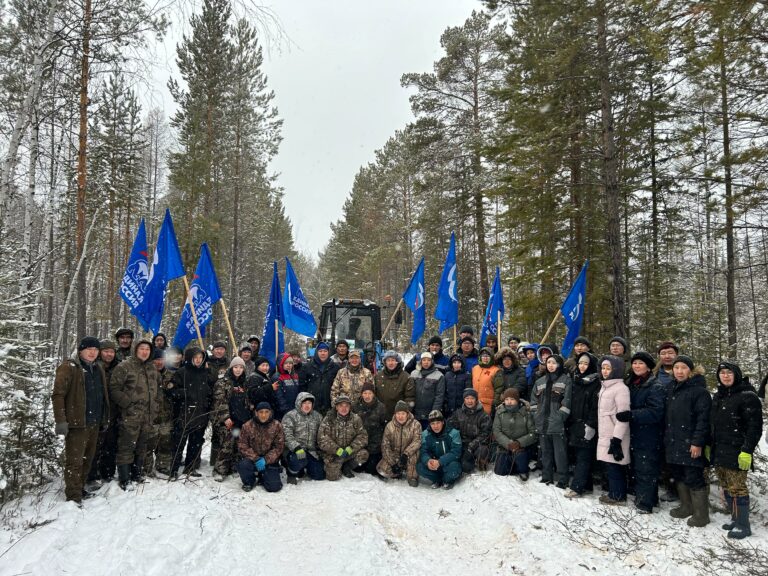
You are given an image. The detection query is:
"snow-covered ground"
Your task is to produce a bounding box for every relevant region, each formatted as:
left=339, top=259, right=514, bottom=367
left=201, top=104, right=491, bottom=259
left=0, top=457, right=764, bottom=576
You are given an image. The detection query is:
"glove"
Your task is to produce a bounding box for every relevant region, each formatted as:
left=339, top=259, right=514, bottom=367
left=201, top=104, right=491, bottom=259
left=344, top=446, right=353, bottom=457
left=224, top=418, right=234, bottom=430
left=738, top=452, right=752, bottom=471
left=254, top=457, right=266, bottom=472
left=704, top=445, right=711, bottom=461
left=398, top=454, right=409, bottom=469
left=584, top=425, right=596, bottom=441
left=608, top=437, right=624, bottom=462
left=391, top=463, right=403, bottom=477
left=615, top=411, right=632, bottom=423
left=55, top=422, right=69, bottom=436
left=295, top=448, right=307, bottom=460
left=507, top=440, right=521, bottom=452
left=335, top=448, right=345, bottom=457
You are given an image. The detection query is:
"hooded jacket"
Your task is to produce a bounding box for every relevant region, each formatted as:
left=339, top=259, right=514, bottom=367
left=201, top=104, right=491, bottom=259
left=299, top=348, right=341, bottom=415
left=626, top=370, right=665, bottom=452
left=664, top=368, right=711, bottom=467
left=493, top=402, right=537, bottom=449
left=447, top=401, right=491, bottom=454
left=374, top=353, right=415, bottom=419
left=530, top=354, right=572, bottom=435
left=410, top=362, right=446, bottom=421
left=471, top=348, right=500, bottom=415
left=170, top=347, right=215, bottom=432
left=246, top=367, right=277, bottom=412
left=109, top=339, right=159, bottom=425
left=273, top=353, right=303, bottom=418
left=444, top=355, right=471, bottom=418
left=381, top=410, right=422, bottom=464
left=492, top=348, right=527, bottom=406
left=282, top=391, right=323, bottom=458
left=710, top=362, right=763, bottom=470
left=567, top=353, right=600, bottom=448
left=597, top=355, right=631, bottom=465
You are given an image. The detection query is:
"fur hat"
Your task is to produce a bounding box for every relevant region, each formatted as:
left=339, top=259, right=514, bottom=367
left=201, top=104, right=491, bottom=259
left=501, top=388, right=520, bottom=402
left=630, top=351, right=656, bottom=373
left=428, top=410, right=444, bottom=422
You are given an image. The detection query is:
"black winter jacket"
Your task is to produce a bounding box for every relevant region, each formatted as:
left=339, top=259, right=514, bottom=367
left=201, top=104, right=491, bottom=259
left=568, top=372, right=600, bottom=448
left=627, top=373, right=665, bottom=452
left=444, top=355, right=471, bottom=418
left=170, top=361, right=214, bottom=432
left=298, top=351, right=340, bottom=415
left=664, top=374, right=711, bottom=467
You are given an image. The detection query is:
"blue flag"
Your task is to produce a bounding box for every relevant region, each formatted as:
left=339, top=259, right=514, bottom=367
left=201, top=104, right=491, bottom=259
left=282, top=257, right=317, bottom=338
left=434, top=232, right=459, bottom=333
left=119, top=218, right=149, bottom=322
left=403, top=258, right=426, bottom=345
left=261, top=262, right=285, bottom=368
left=480, top=267, right=505, bottom=347
left=172, top=244, right=222, bottom=350
left=135, top=209, right=186, bottom=335
left=560, top=261, right=589, bottom=358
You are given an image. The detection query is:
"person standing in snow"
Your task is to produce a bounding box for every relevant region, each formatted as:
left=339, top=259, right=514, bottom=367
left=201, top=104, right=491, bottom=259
left=114, top=327, right=134, bottom=363
left=210, top=356, right=248, bottom=481
left=237, top=402, right=285, bottom=492
left=273, top=352, right=303, bottom=420
left=86, top=339, right=120, bottom=484
left=710, top=362, right=763, bottom=539
left=377, top=401, right=422, bottom=487
left=471, top=347, right=499, bottom=416
left=492, top=347, right=527, bottom=408
left=299, top=342, right=340, bottom=416
left=564, top=353, right=600, bottom=499
left=53, top=337, right=110, bottom=504
left=374, top=350, right=415, bottom=420
left=459, top=336, right=480, bottom=373
left=404, top=336, right=449, bottom=374
left=207, top=341, right=229, bottom=381
left=596, top=356, right=631, bottom=506
left=331, top=340, right=350, bottom=368
left=238, top=344, right=256, bottom=377
left=331, top=348, right=374, bottom=406
left=410, top=352, right=446, bottom=429
left=443, top=354, right=471, bottom=419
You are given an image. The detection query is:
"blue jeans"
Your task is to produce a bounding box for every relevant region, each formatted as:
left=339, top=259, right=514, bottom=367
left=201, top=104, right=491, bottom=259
left=286, top=451, right=325, bottom=481
left=417, top=460, right=462, bottom=484
left=570, top=445, right=595, bottom=494
left=237, top=459, right=283, bottom=492
left=606, top=462, right=627, bottom=501
left=493, top=450, right=529, bottom=476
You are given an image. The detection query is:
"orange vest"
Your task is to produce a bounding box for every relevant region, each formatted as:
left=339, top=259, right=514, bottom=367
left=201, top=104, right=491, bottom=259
left=472, top=364, right=499, bottom=414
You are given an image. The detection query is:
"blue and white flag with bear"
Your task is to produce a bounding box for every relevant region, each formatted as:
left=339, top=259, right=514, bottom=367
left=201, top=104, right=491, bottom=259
left=282, top=256, right=317, bottom=338
left=403, top=257, right=426, bottom=345
left=119, top=218, right=149, bottom=326
left=480, top=267, right=505, bottom=347
left=434, top=232, right=459, bottom=333
left=560, top=261, right=589, bottom=358
left=173, top=243, right=222, bottom=350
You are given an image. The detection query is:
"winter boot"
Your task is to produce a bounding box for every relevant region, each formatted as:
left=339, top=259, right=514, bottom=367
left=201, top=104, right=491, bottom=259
left=131, top=461, right=147, bottom=484
left=670, top=483, right=693, bottom=519
left=341, top=461, right=355, bottom=479
left=722, top=491, right=736, bottom=530
left=118, top=464, right=132, bottom=491
left=728, top=497, right=752, bottom=539
left=687, top=488, right=710, bottom=527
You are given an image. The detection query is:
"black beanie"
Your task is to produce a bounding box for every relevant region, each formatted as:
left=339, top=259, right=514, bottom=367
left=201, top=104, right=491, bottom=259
left=630, top=351, right=656, bottom=373
left=428, top=335, right=443, bottom=347
left=78, top=336, right=101, bottom=351
left=673, top=355, right=694, bottom=371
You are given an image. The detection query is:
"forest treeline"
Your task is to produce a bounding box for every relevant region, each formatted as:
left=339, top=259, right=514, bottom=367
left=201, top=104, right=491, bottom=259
left=0, top=0, right=767, bottom=497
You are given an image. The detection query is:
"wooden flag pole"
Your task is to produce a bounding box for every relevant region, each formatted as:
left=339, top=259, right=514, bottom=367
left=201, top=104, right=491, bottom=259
left=219, top=299, right=237, bottom=357
left=497, top=310, right=502, bottom=348
left=182, top=275, right=205, bottom=350
left=540, top=309, right=562, bottom=345
left=453, top=325, right=457, bottom=351
left=274, top=318, right=279, bottom=361
left=382, top=298, right=404, bottom=339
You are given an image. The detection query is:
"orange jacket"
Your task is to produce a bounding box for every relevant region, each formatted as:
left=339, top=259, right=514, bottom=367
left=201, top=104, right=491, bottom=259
left=472, top=364, right=500, bottom=415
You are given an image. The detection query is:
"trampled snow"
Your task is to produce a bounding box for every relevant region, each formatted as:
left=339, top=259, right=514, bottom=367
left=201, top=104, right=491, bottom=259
left=2, top=458, right=760, bottom=576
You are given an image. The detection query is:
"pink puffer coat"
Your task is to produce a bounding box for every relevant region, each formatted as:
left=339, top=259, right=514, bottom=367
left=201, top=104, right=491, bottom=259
left=597, top=377, right=631, bottom=465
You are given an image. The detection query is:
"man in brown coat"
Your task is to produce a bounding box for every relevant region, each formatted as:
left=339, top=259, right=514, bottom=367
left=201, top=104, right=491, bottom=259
left=318, top=394, right=369, bottom=480
left=237, top=401, right=285, bottom=492
left=377, top=400, right=422, bottom=487
left=109, top=338, right=159, bottom=490
left=374, top=351, right=415, bottom=420
left=52, top=336, right=110, bottom=504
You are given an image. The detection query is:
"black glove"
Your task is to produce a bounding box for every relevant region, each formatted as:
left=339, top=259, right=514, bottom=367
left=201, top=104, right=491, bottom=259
left=399, top=454, right=409, bottom=469
left=608, top=437, right=624, bottom=462
left=615, top=411, right=632, bottom=423
left=391, top=463, right=402, bottom=477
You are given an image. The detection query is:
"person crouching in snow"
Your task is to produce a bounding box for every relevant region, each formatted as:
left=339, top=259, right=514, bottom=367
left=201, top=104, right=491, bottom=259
left=493, top=388, right=537, bottom=481
left=318, top=394, right=369, bottom=480
left=417, top=410, right=462, bottom=489
left=597, top=356, right=631, bottom=505
left=281, top=392, right=325, bottom=484
left=237, top=401, right=285, bottom=493
left=377, top=400, right=422, bottom=487
left=447, top=388, right=492, bottom=473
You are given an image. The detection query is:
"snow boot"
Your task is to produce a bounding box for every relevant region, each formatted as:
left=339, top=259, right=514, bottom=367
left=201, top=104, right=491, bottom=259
left=131, top=461, right=147, bottom=484
left=727, top=497, right=752, bottom=539
left=670, top=483, right=693, bottom=519
left=341, top=462, right=355, bottom=479
left=118, top=464, right=132, bottom=491
left=286, top=475, right=298, bottom=485
left=722, top=491, right=736, bottom=530
left=408, top=478, right=419, bottom=488
left=687, top=488, right=710, bottom=527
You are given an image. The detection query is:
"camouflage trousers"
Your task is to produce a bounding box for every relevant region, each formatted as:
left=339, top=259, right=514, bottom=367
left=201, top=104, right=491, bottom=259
left=143, top=423, right=174, bottom=474
left=716, top=466, right=749, bottom=497
left=324, top=450, right=369, bottom=481
left=116, top=415, right=150, bottom=467
left=212, top=423, right=238, bottom=475
left=377, top=453, right=418, bottom=481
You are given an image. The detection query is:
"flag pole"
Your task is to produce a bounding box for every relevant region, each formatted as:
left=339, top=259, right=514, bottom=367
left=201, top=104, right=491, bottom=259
left=382, top=298, right=404, bottom=339
left=182, top=275, right=205, bottom=350
left=219, top=299, right=237, bottom=357
left=497, top=310, right=502, bottom=348
left=453, top=324, right=457, bottom=351
left=540, top=309, right=562, bottom=344
left=274, top=318, right=279, bottom=361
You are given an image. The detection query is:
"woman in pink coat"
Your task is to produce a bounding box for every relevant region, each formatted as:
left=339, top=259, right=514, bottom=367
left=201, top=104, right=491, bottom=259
left=597, top=355, right=631, bottom=505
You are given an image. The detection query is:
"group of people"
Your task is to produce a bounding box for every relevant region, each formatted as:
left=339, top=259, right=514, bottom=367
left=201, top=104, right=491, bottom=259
left=52, top=326, right=764, bottom=540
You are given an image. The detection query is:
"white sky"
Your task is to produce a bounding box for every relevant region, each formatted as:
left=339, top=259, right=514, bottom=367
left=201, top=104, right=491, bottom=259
left=145, top=0, right=479, bottom=257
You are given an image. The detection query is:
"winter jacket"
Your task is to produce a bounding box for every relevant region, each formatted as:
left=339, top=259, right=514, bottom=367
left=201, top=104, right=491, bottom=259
left=444, top=355, right=471, bottom=418
left=273, top=353, right=303, bottom=419
left=238, top=414, right=285, bottom=465
left=404, top=351, right=449, bottom=374
left=353, top=396, right=387, bottom=455
left=98, top=357, right=120, bottom=385
left=211, top=368, right=248, bottom=427
left=299, top=350, right=341, bottom=415
left=331, top=363, right=374, bottom=406
left=711, top=363, right=763, bottom=470
left=597, top=372, right=631, bottom=465
left=410, top=365, right=446, bottom=421
left=109, top=342, right=159, bottom=426
left=374, top=361, right=416, bottom=419
left=228, top=374, right=255, bottom=429
left=447, top=402, right=491, bottom=454
left=462, top=349, right=479, bottom=373
left=318, top=409, right=368, bottom=455
left=530, top=372, right=572, bottom=436
left=330, top=353, right=349, bottom=368
left=664, top=373, right=711, bottom=467
left=246, top=369, right=277, bottom=411
left=626, top=373, right=665, bottom=452
left=471, top=355, right=500, bottom=415
left=207, top=355, right=229, bottom=382
left=492, top=365, right=527, bottom=407
left=170, top=357, right=215, bottom=432
left=53, top=355, right=110, bottom=429
left=493, top=403, right=537, bottom=449
left=381, top=412, right=422, bottom=465
left=419, top=425, right=462, bottom=468
left=568, top=361, right=600, bottom=448
left=281, top=391, right=323, bottom=459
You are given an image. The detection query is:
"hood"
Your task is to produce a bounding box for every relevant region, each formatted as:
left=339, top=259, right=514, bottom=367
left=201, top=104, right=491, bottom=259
left=576, top=352, right=599, bottom=377
left=495, top=347, right=519, bottom=368
left=382, top=350, right=403, bottom=375
left=184, top=346, right=207, bottom=369
left=277, top=352, right=294, bottom=375
left=600, top=355, right=625, bottom=381
left=536, top=343, right=559, bottom=363
left=313, top=347, right=332, bottom=366
left=543, top=353, right=565, bottom=378
left=131, top=339, right=154, bottom=362
left=449, top=354, right=466, bottom=372
left=715, top=361, right=754, bottom=396
left=478, top=347, right=495, bottom=368
left=294, top=391, right=316, bottom=410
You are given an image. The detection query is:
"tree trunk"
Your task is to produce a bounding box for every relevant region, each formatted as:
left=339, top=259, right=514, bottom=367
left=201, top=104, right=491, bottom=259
left=20, top=118, right=39, bottom=298
left=597, top=0, right=627, bottom=337
left=230, top=121, right=242, bottom=330
left=75, top=0, right=93, bottom=341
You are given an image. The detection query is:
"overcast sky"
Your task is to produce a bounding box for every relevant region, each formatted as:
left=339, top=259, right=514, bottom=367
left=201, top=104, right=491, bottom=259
left=148, top=0, right=480, bottom=256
